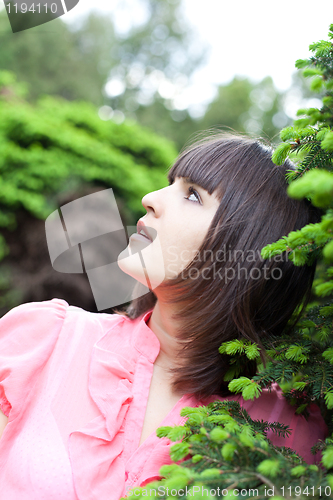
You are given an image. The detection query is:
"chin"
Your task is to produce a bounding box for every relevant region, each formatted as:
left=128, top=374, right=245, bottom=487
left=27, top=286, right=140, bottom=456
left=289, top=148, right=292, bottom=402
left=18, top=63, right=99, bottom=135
left=117, top=239, right=166, bottom=290
left=117, top=250, right=143, bottom=281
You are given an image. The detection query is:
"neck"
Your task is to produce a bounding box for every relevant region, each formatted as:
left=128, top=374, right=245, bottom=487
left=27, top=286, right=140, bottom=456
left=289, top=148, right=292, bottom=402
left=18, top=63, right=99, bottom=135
left=147, top=300, right=181, bottom=369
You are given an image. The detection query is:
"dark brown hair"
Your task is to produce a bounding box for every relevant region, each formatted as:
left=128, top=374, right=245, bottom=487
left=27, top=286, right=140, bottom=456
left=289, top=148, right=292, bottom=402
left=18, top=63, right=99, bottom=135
left=120, top=133, right=322, bottom=399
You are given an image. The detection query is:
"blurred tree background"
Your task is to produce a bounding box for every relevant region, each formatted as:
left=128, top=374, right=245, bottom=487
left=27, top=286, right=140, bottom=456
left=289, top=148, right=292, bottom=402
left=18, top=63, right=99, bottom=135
left=0, top=0, right=309, bottom=149
left=0, top=0, right=320, bottom=314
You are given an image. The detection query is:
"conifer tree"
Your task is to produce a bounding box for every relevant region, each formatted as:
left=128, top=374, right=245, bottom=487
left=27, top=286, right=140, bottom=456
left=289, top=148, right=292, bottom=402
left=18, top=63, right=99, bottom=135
left=124, top=25, right=333, bottom=500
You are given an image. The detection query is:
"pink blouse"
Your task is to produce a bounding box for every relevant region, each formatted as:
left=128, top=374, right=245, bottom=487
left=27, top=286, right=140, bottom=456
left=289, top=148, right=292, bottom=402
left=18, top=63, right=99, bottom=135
left=0, top=299, right=327, bottom=500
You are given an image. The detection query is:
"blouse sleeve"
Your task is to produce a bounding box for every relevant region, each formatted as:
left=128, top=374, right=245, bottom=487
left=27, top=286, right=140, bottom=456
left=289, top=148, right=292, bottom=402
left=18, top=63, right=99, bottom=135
left=0, top=298, right=68, bottom=419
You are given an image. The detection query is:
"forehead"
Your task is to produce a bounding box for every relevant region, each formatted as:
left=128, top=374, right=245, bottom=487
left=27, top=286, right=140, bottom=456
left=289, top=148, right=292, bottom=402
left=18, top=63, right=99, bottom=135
left=167, top=147, right=225, bottom=200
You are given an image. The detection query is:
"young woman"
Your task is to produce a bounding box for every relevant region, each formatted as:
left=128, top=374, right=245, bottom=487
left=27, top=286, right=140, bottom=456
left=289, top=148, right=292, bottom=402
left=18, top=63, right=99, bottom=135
left=0, top=134, right=327, bottom=500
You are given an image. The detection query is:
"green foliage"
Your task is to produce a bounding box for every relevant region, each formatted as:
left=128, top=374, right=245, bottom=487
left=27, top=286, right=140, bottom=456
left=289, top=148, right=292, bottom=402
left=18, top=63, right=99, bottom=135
left=228, top=378, right=262, bottom=400
left=218, top=340, right=261, bottom=382
left=0, top=73, right=177, bottom=236
left=216, top=300, right=333, bottom=430
left=323, top=446, right=333, bottom=468
left=287, top=169, right=333, bottom=207
left=256, top=459, right=280, bottom=478
left=271, top=26, right=333, bottom=179
left=285, top=344, right=309, bottom=364
left=262, top=25, right=333, bottom=307
left=122, top=26, right=333, bottom=499
left=325, top=392, right=333, bottom=410
left=124, top=402, right=329, bottom=500
left=271, top=142, right=291, bottom=164
left=219, top=339, right=261, bottom=360
left=243, top=302, right=333, bottom=420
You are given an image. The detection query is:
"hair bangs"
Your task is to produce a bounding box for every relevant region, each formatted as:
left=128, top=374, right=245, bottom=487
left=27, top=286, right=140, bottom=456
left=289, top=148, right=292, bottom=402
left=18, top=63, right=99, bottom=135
left=167, top=144, right=230, bottom=201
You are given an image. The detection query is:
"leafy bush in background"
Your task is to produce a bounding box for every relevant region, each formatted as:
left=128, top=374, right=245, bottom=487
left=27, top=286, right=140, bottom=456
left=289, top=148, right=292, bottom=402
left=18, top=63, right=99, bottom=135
left=0, top=71, right=177, bottom=312
left=0, top=71, right=176, bottom=225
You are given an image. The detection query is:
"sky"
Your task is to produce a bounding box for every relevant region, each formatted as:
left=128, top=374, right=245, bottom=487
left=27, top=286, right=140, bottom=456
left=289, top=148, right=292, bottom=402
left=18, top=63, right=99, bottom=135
left=2, top=0, right=333, bottom=115
left=60, top=0, right=333, bottom=115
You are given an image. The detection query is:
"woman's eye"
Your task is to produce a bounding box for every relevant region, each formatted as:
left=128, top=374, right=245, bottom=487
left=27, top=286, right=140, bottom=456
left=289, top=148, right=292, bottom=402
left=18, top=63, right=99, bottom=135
left=184, top=186, right=201, bottom=204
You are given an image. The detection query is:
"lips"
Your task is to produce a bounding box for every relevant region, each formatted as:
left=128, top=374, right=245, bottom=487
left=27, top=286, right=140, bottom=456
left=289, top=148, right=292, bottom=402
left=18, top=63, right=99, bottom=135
left=136, top=220, right=153, bottom=242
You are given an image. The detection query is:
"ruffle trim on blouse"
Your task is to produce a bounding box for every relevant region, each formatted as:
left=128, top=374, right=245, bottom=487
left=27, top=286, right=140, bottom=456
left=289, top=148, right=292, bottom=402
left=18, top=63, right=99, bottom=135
left=0, top=395, right=11, bottom=417
left=67, top=308, right=199, bottom=499
left=68, top=314, right=135, bottom=500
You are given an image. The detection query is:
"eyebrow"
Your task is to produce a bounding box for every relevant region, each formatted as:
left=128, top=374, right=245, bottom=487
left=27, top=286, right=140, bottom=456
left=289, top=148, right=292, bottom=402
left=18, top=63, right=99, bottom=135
left=181, top=176, right=200, bottom=187
left=180, top=176, right=218, bottom=201
left=172, top=175, right=205, bottom=192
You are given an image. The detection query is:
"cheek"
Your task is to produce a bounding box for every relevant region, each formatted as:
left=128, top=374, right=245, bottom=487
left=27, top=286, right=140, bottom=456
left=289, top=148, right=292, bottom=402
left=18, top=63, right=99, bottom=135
left=181, top=223, right=209, bottom=251
left=162, top=231, right=203, bottom=274
left=155, top=214, right=215, bottom=279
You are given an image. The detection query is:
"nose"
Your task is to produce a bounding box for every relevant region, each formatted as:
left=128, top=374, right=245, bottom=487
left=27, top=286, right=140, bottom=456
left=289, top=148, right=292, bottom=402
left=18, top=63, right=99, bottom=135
left=142, top=187, right=165, bottom=216
left=142, top=190, right=156, bottom=215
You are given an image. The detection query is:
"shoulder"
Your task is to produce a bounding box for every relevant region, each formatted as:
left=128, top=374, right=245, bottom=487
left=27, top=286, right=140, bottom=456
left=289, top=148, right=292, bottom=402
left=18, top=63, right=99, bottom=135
left=0, top=299, right=69, bottom=418
left=0, top=299, right=127, bottom=418
left=0, top=298, right=127, bottom=343
left=0, top=297, right=68, bottom=325
left=0, top=298, right=69, bottom=351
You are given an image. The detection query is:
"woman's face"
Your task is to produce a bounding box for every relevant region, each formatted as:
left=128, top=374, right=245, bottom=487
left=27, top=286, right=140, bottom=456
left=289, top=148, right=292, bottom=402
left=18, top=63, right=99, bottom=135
left=118, top=176, right=220, bottom=290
